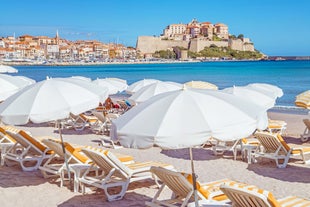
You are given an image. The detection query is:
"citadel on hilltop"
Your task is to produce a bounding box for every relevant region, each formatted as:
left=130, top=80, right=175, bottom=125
left=137, top=18, right=257, bottom=59
left=0, top=19, right=262, bottom=64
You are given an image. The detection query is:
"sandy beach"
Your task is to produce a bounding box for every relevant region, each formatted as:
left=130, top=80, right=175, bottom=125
left=1, top=110, right=310, bottom=207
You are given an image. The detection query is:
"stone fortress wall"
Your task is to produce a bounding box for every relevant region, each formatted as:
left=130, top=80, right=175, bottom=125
left=137, top=36, right=254, bottom=55
left=136, top=18, right=255, bottom=56
left=136, top=36, right=189, bottom=54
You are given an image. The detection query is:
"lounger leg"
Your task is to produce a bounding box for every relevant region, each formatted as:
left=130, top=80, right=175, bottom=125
left=104, top=181, right=130, bottom=201
left=301, top=135, right=309, bottom=142
left=0, top=153, right=5, bottom=166
left=276, top=157, right=289, bottom=168
left=20, top=157, right=43, bottom=171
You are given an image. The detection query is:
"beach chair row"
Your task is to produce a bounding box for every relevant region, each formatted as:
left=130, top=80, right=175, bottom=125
left=148, top=166, right=310, bottom=207
left=58, top=111, right=119, bottom=134
left=0, top=127, right=174, bottom=201
left=1, top=125, right=310, bottom=206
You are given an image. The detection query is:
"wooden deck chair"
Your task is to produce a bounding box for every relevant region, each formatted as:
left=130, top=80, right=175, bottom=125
left=220, top=181, right=310, bottom=207
left=2, top=130, right=53, bottom=171
left=146, top=166, right=234, bottom=207
left=301, top=119, right=310, bottom=142
left=39, top=139, right=134, bottom=192
left=79, top=146, right=174, bottom=201
left=253, top=132, right=310, bottom=168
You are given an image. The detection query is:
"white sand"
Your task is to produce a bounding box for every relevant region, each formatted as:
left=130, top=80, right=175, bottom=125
left=1, top=111, right=310, bottom=206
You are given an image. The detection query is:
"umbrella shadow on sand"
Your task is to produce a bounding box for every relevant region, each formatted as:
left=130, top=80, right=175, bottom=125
left=282, top=135, right=310, bottom=145
left=0, top=165, right=47, bottom=187
left=160, top=147, right=219, bottom=161
left=247, top=162, right=310, bottom=183
left=24, top=122, right=51, bottom=128
left=58, top=180, right=155, bottom=207
left=53, top=128, right=95, bottom=135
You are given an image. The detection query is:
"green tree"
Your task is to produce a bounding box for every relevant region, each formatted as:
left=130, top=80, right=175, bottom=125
left=237, top=34, right=244, bottom=39
left=154, top=50, right=176, bottom=59
left=229, top=35, right=236, bottom=39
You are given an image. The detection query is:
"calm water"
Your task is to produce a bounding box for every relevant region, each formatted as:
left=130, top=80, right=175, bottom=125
left=13, top=60, right=310, bottom=108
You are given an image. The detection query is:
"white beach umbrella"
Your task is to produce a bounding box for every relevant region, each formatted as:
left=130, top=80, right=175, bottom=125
left=0, top=78, right=108, bottom=125
left=93, top=78, right=128, bottom=95
left=126, top=79, right=159, bottom=95
left=246, top=83, right=283, bottom=99
left=111, top=87, right=267, bottom=206
left=106, top=77, right=127, bottom=85
left=222, top=86, right=276, bottom=110
left=14, top=76, right=36, bottom=87
left=70, top=76, right=92, bottom=82
left=112, top=88, right=267, bottom=148
left=0, top=78, right=109, bottom=184
left=185, top=80, right=218, bottom=90
left=0, top=74, right=31, bottom=101
left=0, top=65, right=18, bottom=73
left=105, top=77, right=128, bottom=91
left=129, top=81, right=182, bottom=104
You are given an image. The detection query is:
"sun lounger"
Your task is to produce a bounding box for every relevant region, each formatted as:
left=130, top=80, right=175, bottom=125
left=100, top=134, right=123, bottom=149
left=0, top=126, right=18, bottom=165
left=90, top=111, right=108, bottom=134
left=79, top=146, right=174, bottom=201
left=220, top=181, right=310, bottom=207
left=212, top=139, right=243, bottom=160
left=253, top=132, right=310, bottom=168
left=2, top=130, right=53, bottom=171
left=64, top=113, right=99, bottom=131
left=39, top=139, right=134, bottom=192
left=0, top=126, right=17, bottom=144
left=301, top=119, right=310, bottom=142
left=39, top=138, right=92, bottom=191
left=267, top=119, right=287, bottom=134
left=146, top=166, right=237, bottom=207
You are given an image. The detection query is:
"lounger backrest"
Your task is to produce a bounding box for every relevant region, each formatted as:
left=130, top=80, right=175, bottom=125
left=82, top=147, right=128, bottom=179
left=0, top=125, right=20, bottom=134
left=69, top=113, right=86, bottom=123
left=150, top=166, right=193, bottom=199
left=181, top=172, right=231, bottom=201
left=254, top=132, right=288, bottom=154
left=0, top=127, right=16, bottom=143
left=220, top=182, right=280, bottom=207
left=105, top=150, right=133, bottom=177
left=92, top=111, right=107, bottom=123
left=80, top=114, right=98, bottom=123
left=6, top=130, right=49, bottom=154
left=41, top=139, right=66, bottom=157
left=42, top=139, right=89, bottom=163
left=64, top=142, right=89, bottom=163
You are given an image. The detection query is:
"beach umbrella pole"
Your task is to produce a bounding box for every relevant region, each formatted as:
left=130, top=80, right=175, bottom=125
left=189, top=147, right=199, bottom=207
left=58, top=120, right=71, bottom=190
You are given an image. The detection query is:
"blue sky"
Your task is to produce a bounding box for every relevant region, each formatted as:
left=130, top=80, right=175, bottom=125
left=1, top=0, right=309, bottom=56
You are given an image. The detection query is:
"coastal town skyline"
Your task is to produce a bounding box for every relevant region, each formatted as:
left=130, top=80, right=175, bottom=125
left=1, top=0, right=310, bottom=56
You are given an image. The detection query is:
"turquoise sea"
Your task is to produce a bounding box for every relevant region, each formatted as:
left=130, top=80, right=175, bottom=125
left=13, top=60, right=310, bottom=110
